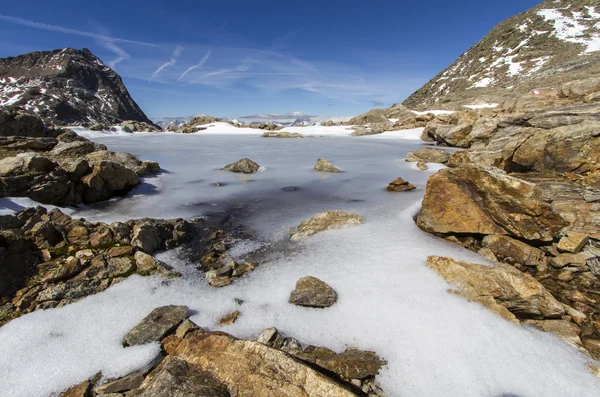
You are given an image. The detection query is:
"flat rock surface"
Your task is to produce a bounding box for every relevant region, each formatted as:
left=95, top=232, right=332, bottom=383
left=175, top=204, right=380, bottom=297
left=290, top=211, right=365, bottom=240
left=289, top=276, right=338, bottom=308
left=122, top=305, right=189, bottom=347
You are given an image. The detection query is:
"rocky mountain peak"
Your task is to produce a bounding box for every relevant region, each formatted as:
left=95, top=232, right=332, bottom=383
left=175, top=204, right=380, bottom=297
left=403, top=0, right=600, bottom=109
left=0, top=47, right=155, bottom=126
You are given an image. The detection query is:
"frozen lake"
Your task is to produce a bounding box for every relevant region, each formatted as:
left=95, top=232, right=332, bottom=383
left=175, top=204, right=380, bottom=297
left=0, top=129, right=598, bottom=397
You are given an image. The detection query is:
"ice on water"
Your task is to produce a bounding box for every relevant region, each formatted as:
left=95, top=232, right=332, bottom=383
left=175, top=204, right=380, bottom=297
left=0, top=129, right=598, bottom=397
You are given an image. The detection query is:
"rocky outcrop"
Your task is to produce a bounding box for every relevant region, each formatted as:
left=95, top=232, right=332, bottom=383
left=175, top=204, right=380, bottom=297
left=289, top=276, right=338, bottom=308
left=314, top=158, right=342, bottom=172
left=0, top=131, right=158, bottom=206
left=290, top=211, right=365, bottom=240
left=416, top=165, right=566, bottom=242
left=58, top=310, right=387, bottom=397
left=262, top=131, right=304, bottom=138
left=172, top=116, right=223, bottom=133
left=221, top=158, right=260, bottom=174
left=0, top=48, right=156, bottom=127
left=0, top=207, right=199, bottom=326
left=121, top=120, right=162, bottom=133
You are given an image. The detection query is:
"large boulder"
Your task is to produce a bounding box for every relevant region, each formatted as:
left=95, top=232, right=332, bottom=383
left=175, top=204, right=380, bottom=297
left=80, top=160, right=140, bottom=203
left=171, top=332, right=358, bottom=396
left=427, top=256, right=565, bottom=322
left=85, top=150, right=160, bottom=177
left=221, top=158, right=260, bottom=174
left=289, top=276, right=337, bottom=308
left=290, top=211, right=365, bottom=240
left=416, top=165, right=566, bottom=242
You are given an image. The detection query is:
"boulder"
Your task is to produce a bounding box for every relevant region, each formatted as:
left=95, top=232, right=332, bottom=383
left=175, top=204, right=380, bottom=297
left=303, top=348, right=386, bottom=380
left=386, top=177, right=416, bottom=192
left=80, top=161, right=140, bottom=203
left=85, top=150, right=160, bottom=177
left=314, top=158, right=342, bottom=172
left=221, top=158, right=260, bottom=174
left=406, top=148, right=450, bottom=163
left=481, top=234, right=547, bottom=268
left=290, top=211, right=365, bottom=240
left=172, top=332, right=357, bottom=397
left=289, top=276, right=337, bottom=308
left=416, top=165, right=566, bottom=242
left=427, top=256, right=565, bottom=321
left=122, top=305, right=189, bottom=347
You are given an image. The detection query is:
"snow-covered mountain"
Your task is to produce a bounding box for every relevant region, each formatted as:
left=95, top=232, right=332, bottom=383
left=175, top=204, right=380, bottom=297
left=0, top=48, right=155, bottom=126
left=404, top=0, right=600, bottom=109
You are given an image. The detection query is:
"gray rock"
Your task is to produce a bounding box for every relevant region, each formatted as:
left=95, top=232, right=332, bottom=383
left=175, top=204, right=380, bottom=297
left=314, top=158, right=342, bottom=172
left=122, top=305, right=189, bottom=347
left=257, top=327, right=284, bottom=348
left=289, top=276, right=337, bottom=308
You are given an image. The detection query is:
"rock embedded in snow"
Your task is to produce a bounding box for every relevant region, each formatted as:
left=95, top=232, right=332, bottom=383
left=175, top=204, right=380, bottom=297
left=289, top=210, right=365, bottom=240
left=313, top=158, right=342, bottom=172
left=386, top=177, right=416, bottom=192
left=427, top=256, right=565, bottom=322
left=221, top=158, right=260, bottom=174
left=122, top=305, right=189, bottom=347
left=416, top=161, right=428, bottom=170
left=257, top=327, right=284, bottom=348
left=262, top=131, right=304, bottom=138
left=405, top=148, right=450, bottom=164
left=217, top=310, right=240, bottom=325
left=289, top=276, right=337, bottom=308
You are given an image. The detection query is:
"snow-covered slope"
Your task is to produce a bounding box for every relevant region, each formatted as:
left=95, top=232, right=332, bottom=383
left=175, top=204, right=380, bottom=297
left=404, top=0, right=600, bottom=108
left=0, top=48, right=154, bottom=126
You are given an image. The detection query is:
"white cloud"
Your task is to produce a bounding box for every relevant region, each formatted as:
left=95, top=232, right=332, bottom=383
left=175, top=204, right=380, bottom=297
left=149, top=45, right=183, bottom=82
left=177, top=49, right=212, bottom=82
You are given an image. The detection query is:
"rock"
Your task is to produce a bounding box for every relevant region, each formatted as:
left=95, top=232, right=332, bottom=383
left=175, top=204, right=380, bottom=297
left=289, top=276, right=337, bottom=308
left=310, top=348, right=386, bottom=380
left=89, top=123, right=107, bottom=131
left=262, top=131, right=304, bottom=138
left=416, top=166, right=566, bottom=242
left=80, top=161, right=139, bottom=203
left=0, top=108, right=47, bottom=137
left=550, top=253, right=587, bottom=268
left=386, top=177, right=416, bottom=192
left=406, top=148, right=450, bottom=164
left=427, top=256, right=565, bottom=321
left=95, top=371, right=145, bottom=394
left=257, top=327, right=284, bottom=348
left=314, top=158, right=342, bottom=173
left=218, top=310, right=240, bottom=325
left=557, top=232, right=589, bottom=253
left=290, top=211, right=364, bottom=240
left=524, top=320, right=582, bottom=348
left=50, top=141, right=99, bottom=156
left=175, top=319, right=202, bottom=339
left=481, top=234, right=547, bottom=268
left=221, top=158, right=260, bottom=174
left=59, top=380, right=92, bottom=397
left=122, top=305, right=189, bottom=347
left=131, top=223, right=160, bottom=254
left=172, top=332, right=357, bottom=396
left=582, top=338, right=600, bottom=360
left=135, top=357, right=229, bottom=397
left=85, top=151, right=160, bottom=177
left=416, top=161, right=428, bottom=170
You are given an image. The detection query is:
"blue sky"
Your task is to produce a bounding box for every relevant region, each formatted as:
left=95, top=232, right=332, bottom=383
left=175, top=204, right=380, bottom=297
left=0, top=0, right=540, bottom=120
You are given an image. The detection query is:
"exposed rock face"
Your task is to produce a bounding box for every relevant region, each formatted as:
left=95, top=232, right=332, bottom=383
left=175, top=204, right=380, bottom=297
left=403, top=0, right=600, bottom=110
left=0, top=108, right=47, bottom=137
left=405, top=148, right=450, bottom=164
left=0, top=48, right=157, bottom=126
left=290, top=211, right=365, bottom=240
left=416, top=165, right=566, bottom=242
left=121, top=120, right=162, bottom=133
left=314, top=158, right=342, bottom=172
left=289, top=276, right=338, bottom=308
left=0, top=207, right=199, bottom=326
left=348, top=104, right=421, bottom=125
left=386, top=177, right=416, bottom=192
left=221, top=158, right=260, bottom=174
left=427, top=256, right=565, bottom=322
left=172, top=116, right=223, bottom=133
left=262, top=131, right=304, bottom=138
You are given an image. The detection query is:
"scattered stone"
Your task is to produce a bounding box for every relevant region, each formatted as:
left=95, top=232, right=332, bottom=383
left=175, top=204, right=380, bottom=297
left=218, top=310, right=240, bottom=325
left=95, top=371, right=145, bottom=394
left=550, top=253, right=588, bottom=268
left=257, top=327, right=284, bottom=348
left=314, top=158, right=342, bottom=172
left=175, top=319, right=202, bottom=339
left=289, top=276, right=337, bottom=308
left=221, top=158, right=260, bottom=174
left=557, top=232, right=589, bottom=253
left=262, top=131, right=304, bottom=138
left=386, top=177, right=416, bottom=192
left=122, top=305, right=189, bottom=347
left=59, top=380, right=92, bottom=397
left=311, top=348, right=386, bottom=380
left=290, top=210, right=365, bottom=240
left=416, top=161, right=428, bottom=170
left=406, top=148, right=450, bottom=163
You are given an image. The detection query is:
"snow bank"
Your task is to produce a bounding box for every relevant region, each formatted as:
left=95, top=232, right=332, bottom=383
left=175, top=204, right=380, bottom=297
left=410, top=109, right=455, bottom=116
left=463, top=103, right=499, bottom=109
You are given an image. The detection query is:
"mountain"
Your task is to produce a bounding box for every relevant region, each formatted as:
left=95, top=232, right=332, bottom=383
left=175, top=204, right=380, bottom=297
left=0, top=48, right=156, bottom=127
left=403, top=0, right=600, bottom=109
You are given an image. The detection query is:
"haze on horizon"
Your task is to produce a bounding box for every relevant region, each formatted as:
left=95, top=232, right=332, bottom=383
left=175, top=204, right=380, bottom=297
left=0, top=0, right=540, bottom=121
